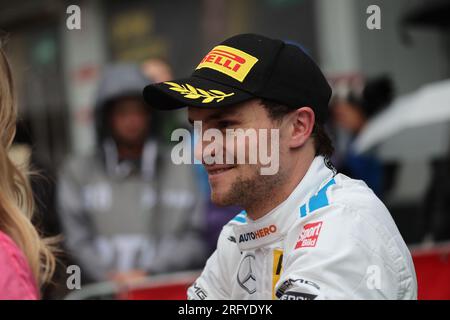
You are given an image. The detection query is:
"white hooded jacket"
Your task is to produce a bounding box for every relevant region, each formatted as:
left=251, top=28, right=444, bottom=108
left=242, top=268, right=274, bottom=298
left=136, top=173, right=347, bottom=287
left=188, top=156, right=417, bottom=300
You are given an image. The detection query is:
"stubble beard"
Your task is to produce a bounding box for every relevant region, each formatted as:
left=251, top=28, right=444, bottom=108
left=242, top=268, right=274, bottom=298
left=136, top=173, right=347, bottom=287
left=210, top=164, right=286, bottom=210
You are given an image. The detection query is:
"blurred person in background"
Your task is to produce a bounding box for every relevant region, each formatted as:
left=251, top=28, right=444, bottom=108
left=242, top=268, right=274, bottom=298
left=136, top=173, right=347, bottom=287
left=57, top=64, right=206, bottom=285
left=331, top=75, right=394, bottom=196
left=0, top=44, right=55, bottom=299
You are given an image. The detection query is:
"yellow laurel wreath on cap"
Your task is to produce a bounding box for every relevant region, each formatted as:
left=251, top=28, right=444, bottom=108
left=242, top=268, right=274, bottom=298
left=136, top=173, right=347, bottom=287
left=164, top=82, right=234, bottom=103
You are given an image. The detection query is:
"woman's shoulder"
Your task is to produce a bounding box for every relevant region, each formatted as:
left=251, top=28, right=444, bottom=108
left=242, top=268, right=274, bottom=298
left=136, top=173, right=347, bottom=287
left=0, top=230, right=39, bottom=300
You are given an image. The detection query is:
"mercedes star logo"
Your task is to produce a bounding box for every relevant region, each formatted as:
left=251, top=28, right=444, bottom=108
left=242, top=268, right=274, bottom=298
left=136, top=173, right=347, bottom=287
left=237, top=253, right=256, bottom=294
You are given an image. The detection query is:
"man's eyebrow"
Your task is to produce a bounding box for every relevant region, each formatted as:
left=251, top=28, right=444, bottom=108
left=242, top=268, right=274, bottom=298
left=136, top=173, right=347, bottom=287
left=188, top=108, right=240, bottom=125
left=205, top=108, right=239, bottom=122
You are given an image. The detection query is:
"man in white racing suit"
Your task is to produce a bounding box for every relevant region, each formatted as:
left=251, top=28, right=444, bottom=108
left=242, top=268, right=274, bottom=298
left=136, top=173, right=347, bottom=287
left=142, top=34, right=417, bottom=300
left=186, top=155, right=417, bottom=299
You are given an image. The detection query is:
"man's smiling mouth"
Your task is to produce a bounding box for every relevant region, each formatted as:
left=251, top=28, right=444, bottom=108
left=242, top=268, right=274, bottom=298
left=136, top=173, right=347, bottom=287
left=206, top=165, right=236, bottom=176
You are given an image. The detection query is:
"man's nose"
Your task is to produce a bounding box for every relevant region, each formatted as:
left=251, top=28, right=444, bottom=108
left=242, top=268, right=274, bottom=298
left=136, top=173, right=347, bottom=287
left=193, top=132, right=216, bottom=164
left=193, top=137, right=204, bottom=163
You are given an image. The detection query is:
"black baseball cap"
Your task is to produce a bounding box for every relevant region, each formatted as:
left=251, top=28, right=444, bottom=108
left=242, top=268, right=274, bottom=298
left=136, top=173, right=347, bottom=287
left=143, top=33, right=332, bottom=122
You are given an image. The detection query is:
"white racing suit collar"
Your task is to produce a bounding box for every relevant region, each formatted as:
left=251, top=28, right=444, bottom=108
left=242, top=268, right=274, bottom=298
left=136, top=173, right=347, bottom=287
left=233, top=156, right=334, bottom=251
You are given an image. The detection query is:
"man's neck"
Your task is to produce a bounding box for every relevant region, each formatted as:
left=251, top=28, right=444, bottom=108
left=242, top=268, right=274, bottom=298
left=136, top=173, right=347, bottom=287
left=245, top=151, right=315, bottom=221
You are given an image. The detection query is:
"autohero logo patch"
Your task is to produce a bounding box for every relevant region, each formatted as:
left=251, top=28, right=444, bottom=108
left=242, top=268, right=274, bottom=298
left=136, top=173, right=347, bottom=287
left=196, top=45, right=259, bottom=82
left=295, top=221, right=323, bottom=249
left=239, top=224, right=277, bottom=243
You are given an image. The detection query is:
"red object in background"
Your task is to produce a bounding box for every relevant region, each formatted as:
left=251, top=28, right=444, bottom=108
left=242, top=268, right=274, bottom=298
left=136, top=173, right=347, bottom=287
left=412, top=243, right=450, bottom=300
left=114, top=247, right=450, bottom=300
left=115, top=271, right=200, bottom=300
left=118, top=283, right=189, bottom=300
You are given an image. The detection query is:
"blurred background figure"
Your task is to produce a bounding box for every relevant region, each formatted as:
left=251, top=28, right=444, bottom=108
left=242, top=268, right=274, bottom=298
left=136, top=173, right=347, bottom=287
left=57, top=64, right=207, bottom=285
left=331, top=75, right=394, bottom=197
left=353, top=78, right=450, bottom=243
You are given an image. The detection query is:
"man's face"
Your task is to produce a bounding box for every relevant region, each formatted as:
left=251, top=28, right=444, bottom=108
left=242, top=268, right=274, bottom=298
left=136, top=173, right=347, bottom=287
left=188, top=99, right=288, bottom=208
left=109, top=97, right=150, bottom=146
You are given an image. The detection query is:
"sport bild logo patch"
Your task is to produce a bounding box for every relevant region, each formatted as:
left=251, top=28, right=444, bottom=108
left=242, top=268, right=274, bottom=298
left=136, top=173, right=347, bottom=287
left=196, top=45, right=259, bottom=82
left=239, top=225, right=277, bottom=243
left=295, top=221, right=323, bottom=249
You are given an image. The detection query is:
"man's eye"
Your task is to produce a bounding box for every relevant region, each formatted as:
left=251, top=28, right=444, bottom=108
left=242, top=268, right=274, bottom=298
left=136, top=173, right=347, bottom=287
left=217, top=121, right=233, bottom=128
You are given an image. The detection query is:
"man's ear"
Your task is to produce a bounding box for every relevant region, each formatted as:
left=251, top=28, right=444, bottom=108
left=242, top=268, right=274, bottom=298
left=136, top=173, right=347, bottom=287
left=288, top=107, right=315, bottom=149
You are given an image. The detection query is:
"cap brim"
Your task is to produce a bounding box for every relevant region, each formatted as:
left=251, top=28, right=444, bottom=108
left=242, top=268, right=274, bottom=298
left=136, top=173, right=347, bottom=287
left=143, top=76, right=253, bottom=110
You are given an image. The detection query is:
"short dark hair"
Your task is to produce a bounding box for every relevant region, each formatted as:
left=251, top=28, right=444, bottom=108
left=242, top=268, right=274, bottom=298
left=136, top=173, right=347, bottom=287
left=261, top=99, right=334, bottom=158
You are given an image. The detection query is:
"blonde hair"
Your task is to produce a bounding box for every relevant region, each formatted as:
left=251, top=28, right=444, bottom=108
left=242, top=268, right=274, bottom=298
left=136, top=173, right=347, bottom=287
left=0, top=45, right=56, bottom=287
